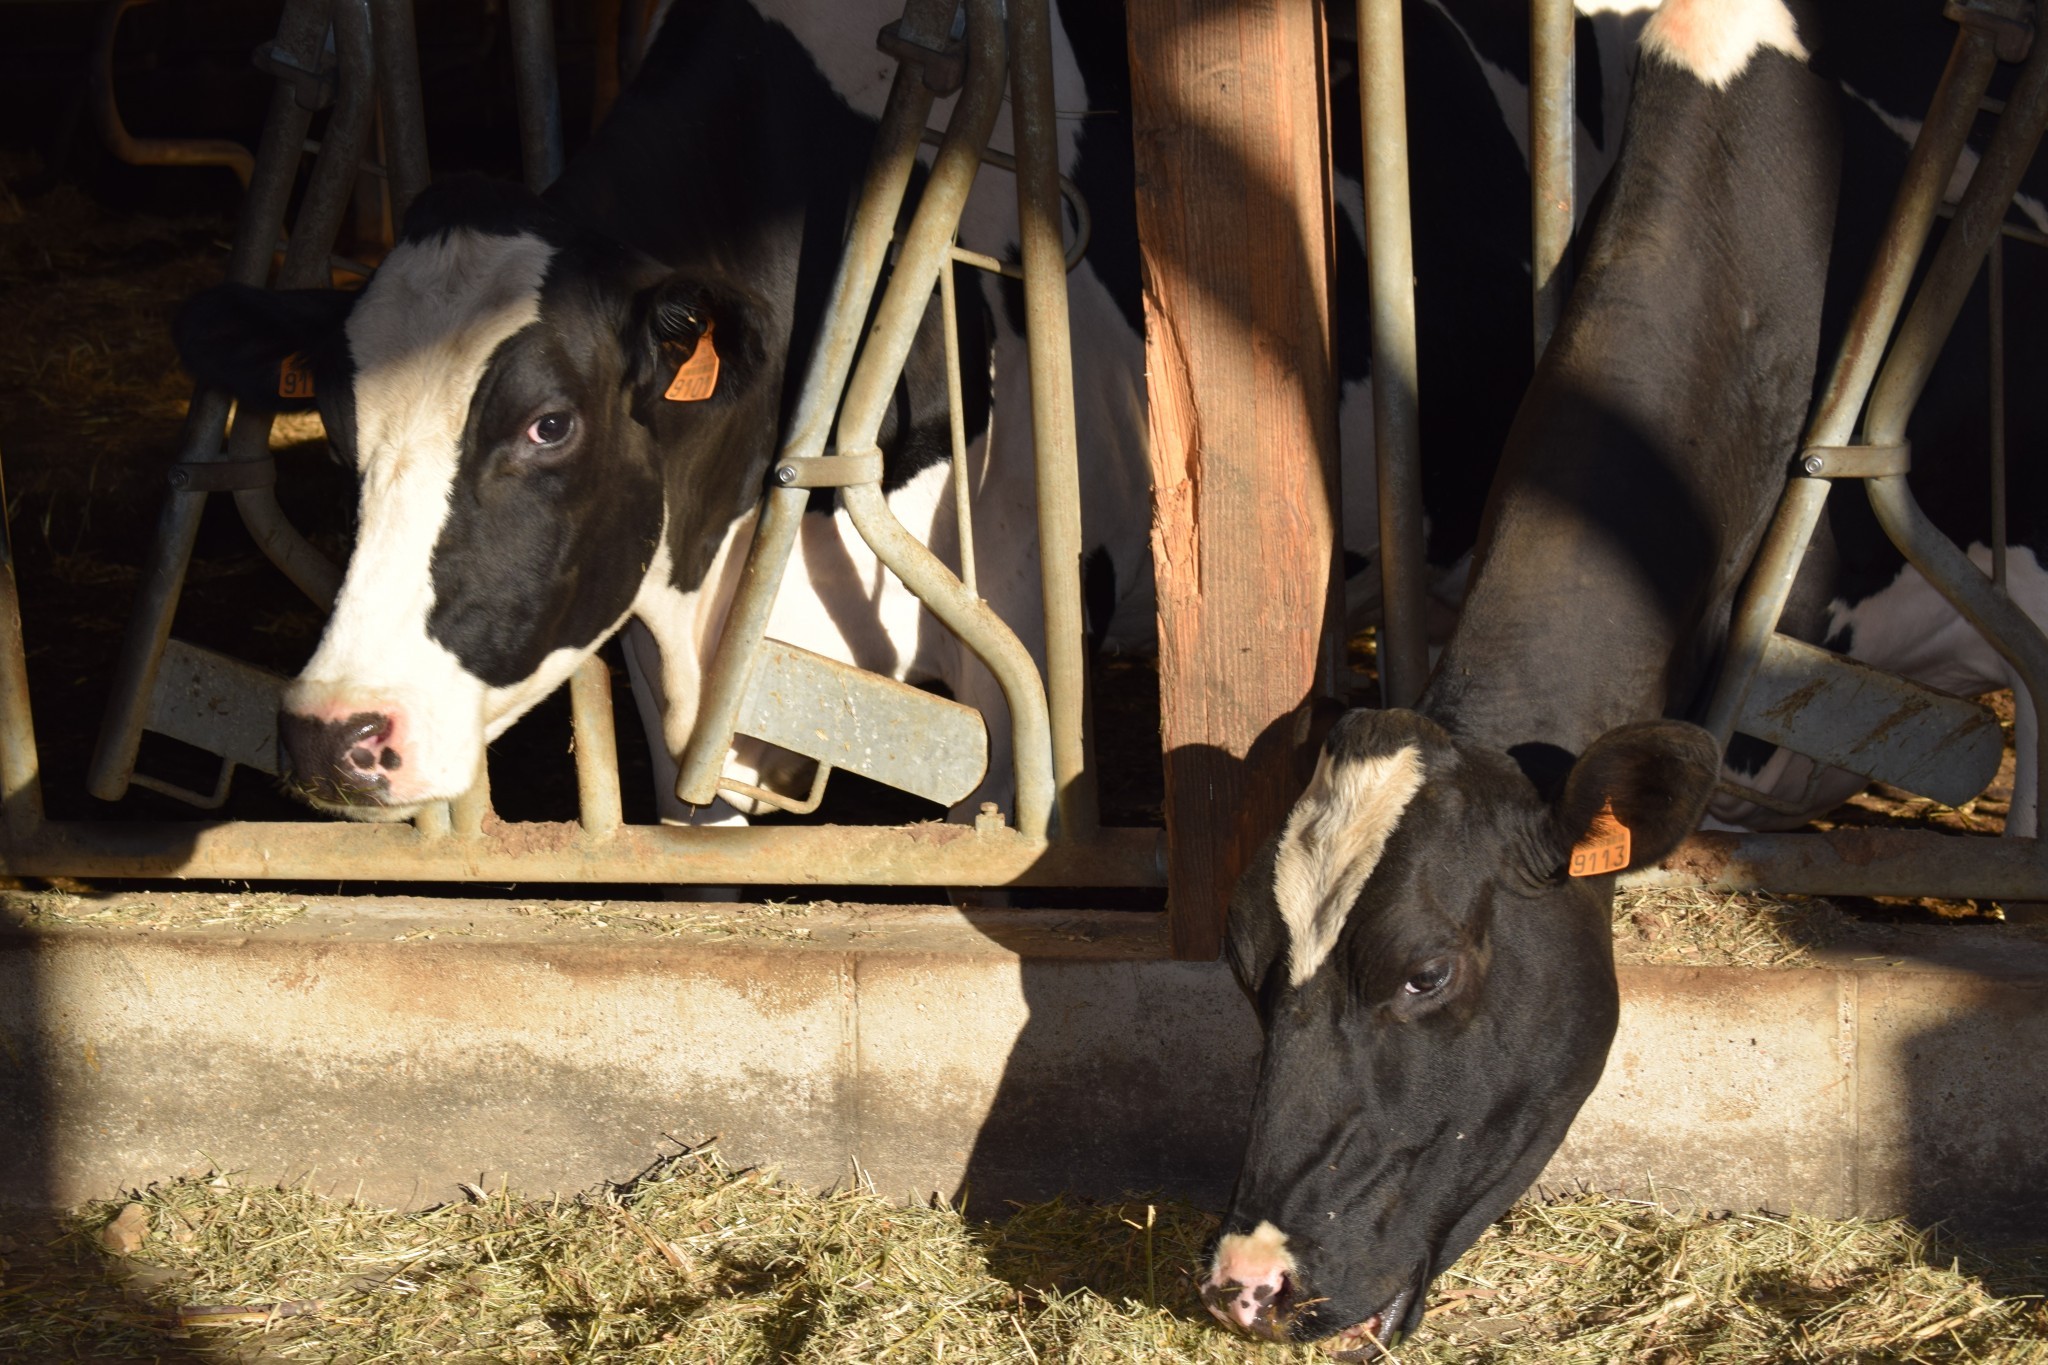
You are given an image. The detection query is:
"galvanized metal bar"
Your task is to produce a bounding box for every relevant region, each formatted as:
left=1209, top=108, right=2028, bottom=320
left=1007, top=0, right=1097, bottom=836
left=0, top=460, right=42, bottom=841
left=451, top=767, right=491, bottom=836
left=1529, top=0, right=1574, bottom=359
left=368, top=0, right=431, bottom=222
left=1867, top=474, right=2048, bottom=836
left=1990, top=232, right=2009, bottom=592
left=920, top=132, right=1093, bottom=273
left=1856, top=26, right=2048, bottom=835
left=570, top=654, right=623, bottom=838
left=1869, top=35, right=2048, bottom=445
left=226, top=0, right=375, bottom=610
left=1699, top=24, right=1999, bottom=748
left=93, top=0, right=255, bottom=187
left=673, top=0, right=954, bottom=810
left=87, top=0, right=333, bottom=802
left=827, top=0, right=1059, bottom=839
left=1358, top=0, right=1428, bottom=709
left=1631, top=829, right=2048, bottom=900
left=939, top=248, right=979, bottom=597
left=507, top=0, right=564, bottom=193
left=0, top=821, right=1167, bottom=888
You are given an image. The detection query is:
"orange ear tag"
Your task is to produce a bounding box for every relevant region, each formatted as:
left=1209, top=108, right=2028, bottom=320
left=663, top=325, right=720, bottom=402
left=1568, top=799, right=1632, bottom=877
left=278, top=351, right=317, bottom=400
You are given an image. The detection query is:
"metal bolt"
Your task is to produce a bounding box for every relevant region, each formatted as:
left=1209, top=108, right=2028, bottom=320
left=774, top=464, right=798, bottom=486
left=1801, top=454, right=1825, bottom=476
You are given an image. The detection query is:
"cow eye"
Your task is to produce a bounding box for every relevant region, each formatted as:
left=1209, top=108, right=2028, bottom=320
left=1403, top=960, right=1453, bottom=996
left=525, top=411, right=575, bottom=446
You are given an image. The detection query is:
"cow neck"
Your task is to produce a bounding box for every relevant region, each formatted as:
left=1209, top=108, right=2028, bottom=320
left=1418, top=43, right=1840, bottom=776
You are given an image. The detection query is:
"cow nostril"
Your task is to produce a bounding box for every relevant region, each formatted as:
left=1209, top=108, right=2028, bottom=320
left=348, top=747, right=376, bottom=770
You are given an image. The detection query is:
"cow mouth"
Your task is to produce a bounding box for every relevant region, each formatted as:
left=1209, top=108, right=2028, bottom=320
left=1319, top=1284, right=1417, bottom=1361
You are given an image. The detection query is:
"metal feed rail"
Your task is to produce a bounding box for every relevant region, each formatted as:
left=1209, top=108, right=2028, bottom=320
left=1363, top=0, right=2048, bottom=900
left=0, top=0, right=1161, bottom=889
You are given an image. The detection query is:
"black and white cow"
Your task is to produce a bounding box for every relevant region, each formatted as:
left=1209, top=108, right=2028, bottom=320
left=1205, top=0, right=2043, bottom=1353
left=173, top=0, right=1151, bottom=824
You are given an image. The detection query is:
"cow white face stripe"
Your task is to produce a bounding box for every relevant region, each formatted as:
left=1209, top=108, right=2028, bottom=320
left=1640, top=0, right=1806, bottom=89
left=1273, top=744, right=1427, bottom=988
left=288, top=229, right=557, bottom=808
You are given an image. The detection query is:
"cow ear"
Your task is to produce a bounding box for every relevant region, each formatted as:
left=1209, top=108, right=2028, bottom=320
left=173, top=283, right=356, bottom=412
left=642, top=276, right=714, bottom=350
left=1544, top=721, right=1720, bottom=878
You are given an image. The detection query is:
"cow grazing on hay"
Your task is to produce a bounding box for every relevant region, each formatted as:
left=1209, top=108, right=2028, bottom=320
left=1205, top=0, right=2048, bottom=1354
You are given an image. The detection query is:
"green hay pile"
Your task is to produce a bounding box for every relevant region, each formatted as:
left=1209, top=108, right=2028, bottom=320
left=8, top=1150, right=2043, bottom=1363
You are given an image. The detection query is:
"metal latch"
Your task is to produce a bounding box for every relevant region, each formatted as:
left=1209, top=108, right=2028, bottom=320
left=1734, top=632, right=2003, bottom=808
left=724, top=640, right=989, bottom=811
left=876, top=20, right=966, bottom=95
left=1797, top=443, right=1911, bottom=479
left=1946, top=0, right=2035, bottom=62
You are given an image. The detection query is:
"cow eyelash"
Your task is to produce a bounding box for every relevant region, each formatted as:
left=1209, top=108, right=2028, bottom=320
left=525, top=412, right=575, bottom=446
left=1403, top=960, right=1454, bottom=996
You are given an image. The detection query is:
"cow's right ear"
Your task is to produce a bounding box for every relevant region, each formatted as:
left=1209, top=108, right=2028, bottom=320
left=173, top=283, right=357, bottom=412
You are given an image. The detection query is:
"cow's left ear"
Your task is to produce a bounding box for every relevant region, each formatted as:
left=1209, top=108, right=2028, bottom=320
left=633, top=275, right=754, bottom=404
left=1543, top=721, right=1720, bottom=878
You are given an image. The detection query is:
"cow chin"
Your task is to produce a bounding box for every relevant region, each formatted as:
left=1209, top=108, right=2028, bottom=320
left=279, top=675, right=488, bottom=819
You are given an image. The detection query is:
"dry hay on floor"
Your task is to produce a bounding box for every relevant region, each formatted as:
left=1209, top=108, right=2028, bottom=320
left=1610, top=886, right=1850, bottom=969
left=8, top=1149, right=2043, bottom=1363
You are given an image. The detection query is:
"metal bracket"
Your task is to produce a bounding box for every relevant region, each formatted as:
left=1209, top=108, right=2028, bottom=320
left=167, top=456, right=277, bottom=493
left=877, top=20, right=966, bottom=95
left=772, top=449, right=885, bottom=489
left=1946, top=0, right=2036, bottom=62
left=1797, top=443, right=1911, bottom=478
left=1735, top=632, right=2004, bottom=808
left=251, top=39, right=338, bottom=111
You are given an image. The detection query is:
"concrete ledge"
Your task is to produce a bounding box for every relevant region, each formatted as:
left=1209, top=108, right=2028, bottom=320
left=0, top=895, right=2041, bottom=1237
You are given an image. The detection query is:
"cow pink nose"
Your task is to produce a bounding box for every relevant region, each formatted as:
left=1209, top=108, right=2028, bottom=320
left=1202, top=1267, right=1289, bottom=1335
left=279, top=708, right=402, bottom=806
left=1203, top=1221, right=1297, bottom=1339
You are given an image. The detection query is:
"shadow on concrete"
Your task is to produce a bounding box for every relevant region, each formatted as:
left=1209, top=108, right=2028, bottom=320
left=0, top=1205, right=237, bottom=1363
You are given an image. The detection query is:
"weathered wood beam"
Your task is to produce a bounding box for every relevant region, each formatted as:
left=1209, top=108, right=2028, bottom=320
left=1128, top=0, right=1341, bottom=960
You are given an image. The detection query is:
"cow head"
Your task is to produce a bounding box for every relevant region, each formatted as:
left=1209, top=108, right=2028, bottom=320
left=174, top=179, right=773, bottom=818
left=1207, top=707, right=1717, bottom=1356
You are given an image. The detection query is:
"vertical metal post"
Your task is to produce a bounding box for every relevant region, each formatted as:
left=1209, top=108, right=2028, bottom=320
left=672, top=0, right=958, bottom=813
left=1530, top=0, right=1575, bottom=359
left=1358, top=0, right=1427, bottom=709
left=369, top=0, right=431, bottom=222
left=571, top=654, right=623, bottom=837
left=0, top=459, right=44, bottom=840
left=508, top=0, right=564, bottom=193
left=1990, top=232, right=2008, bottom=592
left=1008, top=0, right=1097, bottom=837
left=87, top=0, right=334, bottom=802
left=939, top=251, right=979, bottom=598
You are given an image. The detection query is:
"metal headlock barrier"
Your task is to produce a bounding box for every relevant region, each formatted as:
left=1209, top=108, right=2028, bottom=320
left=1364, top=0, right=2048, bottom=900
left=0, top=0, right=1162, bottom=889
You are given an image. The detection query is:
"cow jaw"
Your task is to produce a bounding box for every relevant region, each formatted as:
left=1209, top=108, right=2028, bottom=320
left=279, top=227, right=556, bottom=819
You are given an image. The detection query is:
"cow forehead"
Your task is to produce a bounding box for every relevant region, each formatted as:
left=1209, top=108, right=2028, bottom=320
left=1272, top=744, right=1427, bottom=988
left=344, top=229, right=557, bottom=471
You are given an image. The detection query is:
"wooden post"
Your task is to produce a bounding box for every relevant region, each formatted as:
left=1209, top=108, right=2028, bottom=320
left=1128, top=0, right=1340, bottom=960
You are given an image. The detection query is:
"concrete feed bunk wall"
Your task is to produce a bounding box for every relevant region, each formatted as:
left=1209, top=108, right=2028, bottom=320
left=0, top=896, right=2040, bottom=1238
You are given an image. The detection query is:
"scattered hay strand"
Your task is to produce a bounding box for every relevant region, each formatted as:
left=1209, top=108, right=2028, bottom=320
left=7, top=1151, right=2041, bottom=1363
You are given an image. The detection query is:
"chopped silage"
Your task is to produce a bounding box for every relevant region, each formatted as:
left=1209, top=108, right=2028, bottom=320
left=9, top=1149, right=2042, bottom=1364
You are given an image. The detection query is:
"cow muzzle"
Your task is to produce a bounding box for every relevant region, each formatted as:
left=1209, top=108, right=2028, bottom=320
left=278, top=709, right=404, bottom=811
left=1202, top=1231, right=1419, bottom=1361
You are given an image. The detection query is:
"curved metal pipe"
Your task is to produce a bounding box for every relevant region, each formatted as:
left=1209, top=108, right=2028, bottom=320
left=673, top=0, right=956, bottom=807
left=93, top=0, right=255, bottom=188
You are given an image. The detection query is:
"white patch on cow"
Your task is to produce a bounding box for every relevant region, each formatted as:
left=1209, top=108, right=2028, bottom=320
left=1273, top=745, right=1427, bottom=988
left=1576, top=0, right=1661, bottom=13
left=287, top=229, right=556, bottom=810
left=1640, top=0, right=1806, bottom=89
left=1209, top=1220, right=1297, bottom=1290
left=1845, top=85, right=2048, bottom=237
